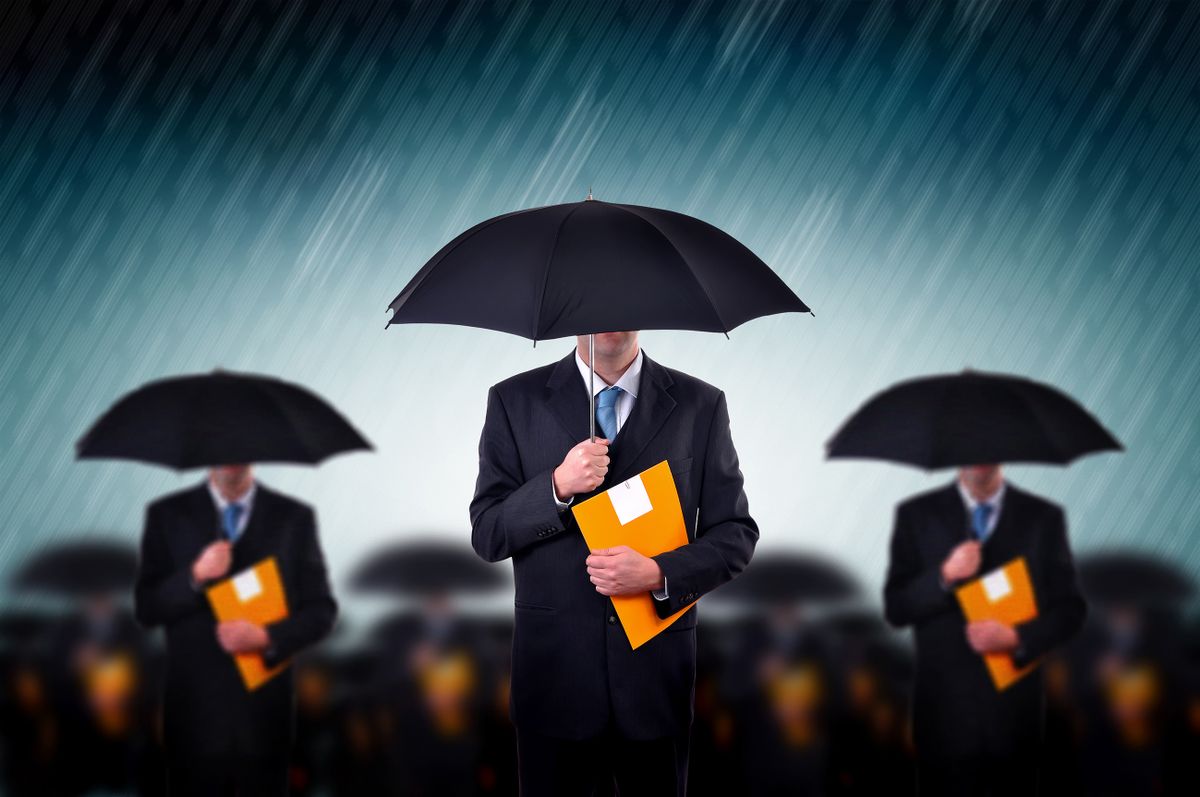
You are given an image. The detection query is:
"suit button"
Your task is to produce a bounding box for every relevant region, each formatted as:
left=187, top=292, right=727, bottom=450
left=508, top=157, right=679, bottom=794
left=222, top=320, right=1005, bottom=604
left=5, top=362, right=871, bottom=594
left=607, top=615, right=617, bottom=625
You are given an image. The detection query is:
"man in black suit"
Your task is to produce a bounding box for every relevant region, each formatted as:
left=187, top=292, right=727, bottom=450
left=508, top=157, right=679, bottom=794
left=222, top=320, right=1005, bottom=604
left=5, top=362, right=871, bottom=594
left=884, top=464, right=1087, bottom=796
left=134, top=464, right=337, bottom=796
left=471, top=331, right=758, bottom=796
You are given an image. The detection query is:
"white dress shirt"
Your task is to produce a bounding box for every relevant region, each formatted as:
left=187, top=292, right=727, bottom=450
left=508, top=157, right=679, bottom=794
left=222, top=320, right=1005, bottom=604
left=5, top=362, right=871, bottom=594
left=575, top=347, right=642, bottom=431
left=957, top=479, right=1005, bottom=539
left=208, top=479, right=257, bottom=540
left=550, top=349, right=666, bottom=599
left=552, top=349, right=644, bottom=511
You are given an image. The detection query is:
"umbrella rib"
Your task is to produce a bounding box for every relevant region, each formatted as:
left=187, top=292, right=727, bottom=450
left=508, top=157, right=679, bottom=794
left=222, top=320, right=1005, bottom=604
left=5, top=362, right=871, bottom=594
left=606, top=204, right=729, bottom=332
left=531, top=203, right=584, bottom=341
left=387, top=206, right=539, bottom=323
left=259, top=380, right=321, bottom=462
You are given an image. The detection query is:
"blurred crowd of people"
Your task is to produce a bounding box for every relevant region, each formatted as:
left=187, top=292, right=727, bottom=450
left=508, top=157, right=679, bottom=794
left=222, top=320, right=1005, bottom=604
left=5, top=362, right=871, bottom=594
left=2, top=541, right=1198, bottom=796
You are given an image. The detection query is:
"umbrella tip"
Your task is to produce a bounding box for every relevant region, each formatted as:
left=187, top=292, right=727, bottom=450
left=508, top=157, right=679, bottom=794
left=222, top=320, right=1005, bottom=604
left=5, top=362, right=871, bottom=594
left=585, top=186, right=593, bottom=201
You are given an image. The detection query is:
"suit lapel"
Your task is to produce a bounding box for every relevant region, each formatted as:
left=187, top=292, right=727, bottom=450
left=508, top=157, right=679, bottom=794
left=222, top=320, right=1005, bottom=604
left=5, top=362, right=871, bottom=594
left=544, top=351, right=591, bottom=444
left=186, top=482, right=221, bottom=545
left=543, top=348, right=678, bottom=484
left=231, top=486, right=273, bottom=568
left=936, top=482, right=971, bottom=545
left=980, top=485, right=1025, bottom=569
left=607, top=353, right=676, bottom=484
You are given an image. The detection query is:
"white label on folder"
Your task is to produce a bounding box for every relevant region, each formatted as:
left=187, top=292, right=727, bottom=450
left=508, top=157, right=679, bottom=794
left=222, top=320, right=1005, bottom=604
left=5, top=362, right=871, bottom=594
left=232, top=568, right=262, bottom=602
left=981, top=569, right=1011, bottom=603
left=608, top=473, right=653, bottom=525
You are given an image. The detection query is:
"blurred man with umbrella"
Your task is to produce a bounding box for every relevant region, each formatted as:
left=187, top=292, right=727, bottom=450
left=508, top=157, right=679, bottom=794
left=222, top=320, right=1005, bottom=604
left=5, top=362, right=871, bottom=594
left=13, top=539, right=152, bottom=795
left=77, top=370, right=370, bottom=796
left=352, top=539, right=509, bottom=796
left=1069, top=551, right=1196, bottom=796
left=386, top=196, right=809, bottom=796
left=707, top=552, right=861, bottom=796
left=829, top=370, right=1120, bottom=796
left=0, top=610, right=61, bottom=796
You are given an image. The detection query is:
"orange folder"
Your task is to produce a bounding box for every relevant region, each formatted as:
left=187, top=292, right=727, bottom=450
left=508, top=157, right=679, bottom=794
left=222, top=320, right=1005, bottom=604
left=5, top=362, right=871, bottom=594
left=205, top=556, right=290, bottom=690
left=955, top=556, right=1039, bottom=691
left=572, top=460, right=694, bottom=650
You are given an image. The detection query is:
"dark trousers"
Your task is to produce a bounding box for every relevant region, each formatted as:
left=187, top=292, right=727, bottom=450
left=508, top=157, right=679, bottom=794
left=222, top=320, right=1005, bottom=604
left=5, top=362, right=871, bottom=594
left=917, top=749, right=1039, bottom=797
left=167, top=754, right=288, bottom=797
left=516, top=725, right=689, bottom=797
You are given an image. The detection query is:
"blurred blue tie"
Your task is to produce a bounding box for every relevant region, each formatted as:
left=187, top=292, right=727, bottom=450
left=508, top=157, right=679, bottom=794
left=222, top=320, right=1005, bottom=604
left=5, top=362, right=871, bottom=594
left=972, top=503, right=994, bottom=541
left=595, top=386, right=623, bottom=440
left=223, top=503, right=244, bottom=541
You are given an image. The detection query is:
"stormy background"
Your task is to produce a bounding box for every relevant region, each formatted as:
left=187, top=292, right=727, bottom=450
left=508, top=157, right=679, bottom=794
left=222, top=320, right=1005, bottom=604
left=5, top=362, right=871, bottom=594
left=1, top=0, right=1198, bottom=794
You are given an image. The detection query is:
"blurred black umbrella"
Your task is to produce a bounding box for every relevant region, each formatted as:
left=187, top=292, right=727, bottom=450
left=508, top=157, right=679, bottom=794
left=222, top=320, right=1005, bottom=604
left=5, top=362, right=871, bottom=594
left=711, top=552, right=859, bottom=605
left=827, top=370, right=1122, bottom=469
left=76, top=370, right=371, bottom=469
left=386, top=194, right=810, bottom=438
left=351, top=540, right=506, bottom=598
left=1077, top=551, right=1194, bottom=608
left=12, top=540, right=137, bottom=597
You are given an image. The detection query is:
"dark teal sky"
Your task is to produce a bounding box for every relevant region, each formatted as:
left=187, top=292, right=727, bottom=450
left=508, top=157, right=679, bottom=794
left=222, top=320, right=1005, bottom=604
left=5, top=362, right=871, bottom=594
left=1, top=0, right=1197, bottom=614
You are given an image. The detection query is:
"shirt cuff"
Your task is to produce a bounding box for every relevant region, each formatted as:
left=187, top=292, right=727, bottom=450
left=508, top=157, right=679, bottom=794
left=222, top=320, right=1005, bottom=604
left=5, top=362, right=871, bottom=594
left=652, top=577, right=668, bottom=601
left=552, top=476, right=574, bottom=510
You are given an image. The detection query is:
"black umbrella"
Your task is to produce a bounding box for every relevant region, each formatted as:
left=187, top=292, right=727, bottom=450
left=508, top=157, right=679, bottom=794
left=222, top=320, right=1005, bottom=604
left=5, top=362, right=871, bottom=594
left=351, top=540, right=507, bottom=598
left=710, top=551, right=859, bottom=606
left=826, top=370, right=1122, bottom=469
left=386, top=195, right=810, bottom=438
left=76, top=370, right=372, bottom=469
left=1077, top=551, right=1194, bottom=608
left=12, top=539, right=138, bottom=597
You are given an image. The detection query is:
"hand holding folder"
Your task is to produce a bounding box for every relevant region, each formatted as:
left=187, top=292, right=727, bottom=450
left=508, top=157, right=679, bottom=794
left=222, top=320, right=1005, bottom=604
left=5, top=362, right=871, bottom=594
left=206, top=557, right=290, bottom=690
left=572, top=460, right=693, bottom=649
left=955, top=556, right=1038, bottom=690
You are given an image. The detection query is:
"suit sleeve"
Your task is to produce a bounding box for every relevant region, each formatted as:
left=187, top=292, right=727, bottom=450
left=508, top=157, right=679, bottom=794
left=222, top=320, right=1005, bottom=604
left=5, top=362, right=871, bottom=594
left=1012, top=506, right=1087, bottom=667
left=883, top=503, right=958, bottom=628
left=134, top=501, right=207, bottom=628
left=470, top=385, right=570, bottom=563
left=264, top=507, right=338, bottom=667
left=650, top=391, right=759, bottom=618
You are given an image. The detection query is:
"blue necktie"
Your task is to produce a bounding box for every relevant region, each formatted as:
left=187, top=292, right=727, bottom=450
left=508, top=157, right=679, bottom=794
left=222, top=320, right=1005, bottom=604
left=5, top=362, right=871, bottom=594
left=595, top=386, right=623, bottom=440
left=972, top=503, right=994, bottom=541
left=223, top=503, right=245, bottom=541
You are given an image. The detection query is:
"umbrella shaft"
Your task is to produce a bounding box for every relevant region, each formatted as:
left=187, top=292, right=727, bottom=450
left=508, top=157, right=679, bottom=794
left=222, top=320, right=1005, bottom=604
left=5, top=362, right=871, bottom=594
left=589, top=334, right=596, bottom=442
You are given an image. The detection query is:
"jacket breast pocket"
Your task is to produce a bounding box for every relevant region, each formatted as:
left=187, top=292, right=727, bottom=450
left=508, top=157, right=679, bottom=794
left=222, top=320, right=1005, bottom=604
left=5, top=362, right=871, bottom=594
left=514, top=599, right=557, bottom=614
left=669, top=456, right=693, bottom=503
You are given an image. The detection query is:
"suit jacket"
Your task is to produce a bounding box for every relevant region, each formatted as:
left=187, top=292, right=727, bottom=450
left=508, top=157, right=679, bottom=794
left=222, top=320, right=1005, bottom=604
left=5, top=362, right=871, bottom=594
left=133, top=482, right=337, bottom=758
left=883, top=482, right=1086, bottom=757
left=470, top=350, right=758, bottom=740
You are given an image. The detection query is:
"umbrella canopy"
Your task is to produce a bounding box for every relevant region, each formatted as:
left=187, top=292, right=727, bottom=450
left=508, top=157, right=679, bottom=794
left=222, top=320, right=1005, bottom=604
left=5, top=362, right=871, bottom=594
left=826, top=370, right=1122, bottom=469
left=710, top=551, right=859, bottom=606
left=351, top=540, right=507, bottom=598
left=386, top=198, right=809, bottom=340
left=386, top=196, right=810, bottom=438
left=1077, top=551, right=1194, bottom=608
left=76, top=370, right=372, bottom=469
left=12, top=539, right=138, bottom=597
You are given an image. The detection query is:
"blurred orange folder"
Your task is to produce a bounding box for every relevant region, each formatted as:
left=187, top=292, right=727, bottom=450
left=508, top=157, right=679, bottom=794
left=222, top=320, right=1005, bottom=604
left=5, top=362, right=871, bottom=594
left=955, top=556, right=1038, bottom=691
left=205, top=557, right=289, bottom=690
left=572, top=460, right=694, bottom=650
